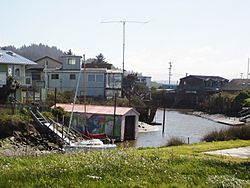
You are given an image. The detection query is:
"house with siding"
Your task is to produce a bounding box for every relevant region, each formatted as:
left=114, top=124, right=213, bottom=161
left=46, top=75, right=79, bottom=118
left=178, top=75, right=228, bottom=94
left=28, top=55, right=122, bottom=99
left=221, top=79, right=250, bottom=93
left=0, top=50, right=36, bottom=101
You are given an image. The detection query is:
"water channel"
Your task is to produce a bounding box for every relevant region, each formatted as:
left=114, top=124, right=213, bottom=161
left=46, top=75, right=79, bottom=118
left=119, top=109, right=229, bottom=148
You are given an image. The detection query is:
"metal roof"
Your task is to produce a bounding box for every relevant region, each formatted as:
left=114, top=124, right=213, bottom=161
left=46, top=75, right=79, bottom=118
left=0, top=50, right=37, bottom=65
left=54, top=103, right=140, bottom=116
left=180, top=75, right=228, bottom=81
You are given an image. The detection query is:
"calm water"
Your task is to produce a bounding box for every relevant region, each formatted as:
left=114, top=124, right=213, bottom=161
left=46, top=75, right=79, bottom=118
left=119, top=109, right=229, bottom=148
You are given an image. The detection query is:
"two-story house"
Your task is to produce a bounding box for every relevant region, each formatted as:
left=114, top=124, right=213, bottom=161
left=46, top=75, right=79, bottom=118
left=0, top=50, right=36, bottom=102
left=36, top=55, right=122, bottom=99
left=178, top=75, right=228, bottom=94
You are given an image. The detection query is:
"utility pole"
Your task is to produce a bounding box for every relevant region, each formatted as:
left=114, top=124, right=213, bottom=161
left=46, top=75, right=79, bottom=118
left=240, top=73, right=243, bottom=79
left=168, top=62, right=172, bottom=85
left=101, top=20, right=148, bottom=97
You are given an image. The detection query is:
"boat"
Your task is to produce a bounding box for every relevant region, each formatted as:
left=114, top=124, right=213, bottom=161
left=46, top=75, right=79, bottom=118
left=63, top=139, right=116, bottom=153
left=63, top=55, right=116, bottom=152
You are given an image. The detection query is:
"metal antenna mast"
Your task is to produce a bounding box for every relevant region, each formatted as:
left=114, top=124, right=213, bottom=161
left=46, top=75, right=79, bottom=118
left=101, top=20, right=148, bottom=97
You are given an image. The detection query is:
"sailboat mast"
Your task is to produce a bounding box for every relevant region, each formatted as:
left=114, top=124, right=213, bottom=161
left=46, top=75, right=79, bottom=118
left=67, top=55, right=84, bottom=141
left=83, top=55, right=87, bottom=129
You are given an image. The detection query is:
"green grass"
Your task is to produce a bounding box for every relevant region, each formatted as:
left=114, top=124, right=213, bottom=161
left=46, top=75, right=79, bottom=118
left=0, top=140, right=250, bottom=187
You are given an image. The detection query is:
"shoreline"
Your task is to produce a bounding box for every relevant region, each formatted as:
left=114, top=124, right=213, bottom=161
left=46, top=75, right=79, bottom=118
left=191, top=111, right=245, bottom=126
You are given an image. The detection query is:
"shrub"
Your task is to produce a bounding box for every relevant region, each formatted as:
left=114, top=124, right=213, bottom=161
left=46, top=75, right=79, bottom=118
left=203, top=125, right=250, bottom=142
left=51, top=107, right=70, bottom=125
left=167, top=137, right=186, bottom=146
left=202, top=129, right=228, bottom=142
left=41, top=111, right=54, bottom=120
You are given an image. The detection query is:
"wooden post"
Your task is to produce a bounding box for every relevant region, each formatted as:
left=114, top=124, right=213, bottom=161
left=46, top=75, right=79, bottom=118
left=54, top=88, right=57, bottom=107
left=162, top=107, right=166, bottom=134
left=113, top=93, right=117, bottom=137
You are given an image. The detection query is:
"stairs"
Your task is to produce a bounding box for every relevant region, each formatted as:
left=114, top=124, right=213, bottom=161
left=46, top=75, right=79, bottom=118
left=29, top=108, right=74, bottom=145
left=239, top=108, right=250, bottom=122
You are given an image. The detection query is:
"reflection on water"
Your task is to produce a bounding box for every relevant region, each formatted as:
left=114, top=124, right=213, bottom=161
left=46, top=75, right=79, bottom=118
left=118, top=109, right=229, bottom=148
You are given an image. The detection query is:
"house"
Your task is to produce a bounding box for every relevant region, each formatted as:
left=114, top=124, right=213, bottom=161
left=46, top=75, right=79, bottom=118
left=178, top=75, right=229, bottom=94
left=55, top=103, right=140, bottom=141
left=46, top=54, right=121, bottom=98
left=35, top=56, right=62, bottom=69
left=26, top=56, right=63, bottom=101
left=137, top=75, right=151, bottom=88
left=27, top=55, right=122, bottom=100
left=160, top=84, right=178, bottom=91
left=221, top=79, right=250, bottom=93
left=0, top=50, right=37, bottom=101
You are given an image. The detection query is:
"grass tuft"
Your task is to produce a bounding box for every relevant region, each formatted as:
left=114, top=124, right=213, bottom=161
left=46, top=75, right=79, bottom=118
left=167, top=136, right=186, bottom=146
left=203, top=125, right=250, bottom=142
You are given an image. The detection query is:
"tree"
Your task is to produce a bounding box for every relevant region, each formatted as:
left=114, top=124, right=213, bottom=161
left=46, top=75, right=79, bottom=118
left=64, top=49, right=73, bottom=55
left=92, top=53, right=107, bottom=64
left=0, top=76, right=20, bottom=104
left=122, top=73, right=154, bottom=122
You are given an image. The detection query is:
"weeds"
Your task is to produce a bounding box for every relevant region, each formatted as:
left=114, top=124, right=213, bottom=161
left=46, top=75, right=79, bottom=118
left=203, top=125, right=250, bottom=142
left=167, top=136, right=186, bottom=146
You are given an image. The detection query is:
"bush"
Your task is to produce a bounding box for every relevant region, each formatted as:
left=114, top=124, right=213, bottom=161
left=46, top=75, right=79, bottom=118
left=51, top=107, right=70, bottom=125
left=203, top=125, right=250, bottom=142
left=41, top=111, right=54, bottom=120
left=202, top=129, right=228, bottom=142
left=167, top=137, right=186, bottom=146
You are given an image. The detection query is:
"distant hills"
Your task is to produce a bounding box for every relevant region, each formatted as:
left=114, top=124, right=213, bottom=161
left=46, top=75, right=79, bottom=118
left=0, top=43, right=64, bottom=61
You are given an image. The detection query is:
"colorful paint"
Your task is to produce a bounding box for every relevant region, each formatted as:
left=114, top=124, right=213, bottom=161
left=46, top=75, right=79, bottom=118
left=73, top=113, right=121, bottom=137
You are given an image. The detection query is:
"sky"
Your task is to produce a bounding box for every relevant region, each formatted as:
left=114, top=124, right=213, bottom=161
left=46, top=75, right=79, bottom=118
left=1, top=0, right=250, bottom=83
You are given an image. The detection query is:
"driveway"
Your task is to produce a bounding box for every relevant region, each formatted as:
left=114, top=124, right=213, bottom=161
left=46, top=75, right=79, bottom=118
left=204, top=146, right=250, bottom=158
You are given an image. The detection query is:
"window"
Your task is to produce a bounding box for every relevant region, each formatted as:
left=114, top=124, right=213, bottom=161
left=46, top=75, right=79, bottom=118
left=25, top=77, right=31, bottom=85
left=32, top=73, right=41, bottom=80
left=68, top=58, right=76, bottom=65
left=51, top=74, right=59, bottom=80
left=70, top=74, right=76, bottom=80
left=96, top=74, right=104, bottom=82
left=88, top=74, right=95, bottom=82
left=15, top=68, right=20, bottom=77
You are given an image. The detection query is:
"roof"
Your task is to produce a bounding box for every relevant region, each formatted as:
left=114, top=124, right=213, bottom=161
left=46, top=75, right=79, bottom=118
left=180, top=75, right=228, bottom=81
left=0, top=50, right=37, bottom=65
left=54, top=103, right=140, bottom=116
left=83, top=63, right=112, bottom=69
left=35, top=56, right=62, bottom=64
left=222, top=79, right=250, bottom=91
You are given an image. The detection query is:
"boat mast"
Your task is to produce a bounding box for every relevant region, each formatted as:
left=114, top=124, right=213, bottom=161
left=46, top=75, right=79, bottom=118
left=83, top=55, right=87, bottom=130
left=67, top=55, right=84, bottom=142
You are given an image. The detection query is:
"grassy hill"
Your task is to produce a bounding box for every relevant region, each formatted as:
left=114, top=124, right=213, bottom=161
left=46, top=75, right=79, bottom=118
left=0, top=140, right=250, bottom=187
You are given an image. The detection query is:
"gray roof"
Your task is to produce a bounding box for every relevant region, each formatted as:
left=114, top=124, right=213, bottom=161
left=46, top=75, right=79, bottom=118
left=222, top=79, right=250, bottom=91
left=181, top=75, right=228, bottom=81
left=0, top=50, right=37, bottom=65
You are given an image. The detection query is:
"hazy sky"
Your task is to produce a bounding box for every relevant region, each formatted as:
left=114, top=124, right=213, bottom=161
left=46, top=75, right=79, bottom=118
left=1, top=0, right=250, bottom=83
